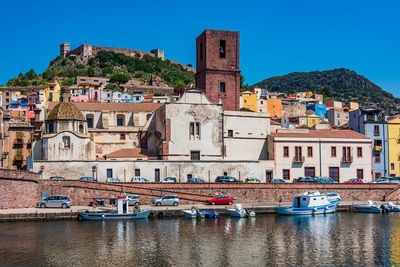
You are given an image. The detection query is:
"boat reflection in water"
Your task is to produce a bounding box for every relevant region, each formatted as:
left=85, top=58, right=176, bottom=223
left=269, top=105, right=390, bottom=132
left=0, top=213, right=399, bottom=266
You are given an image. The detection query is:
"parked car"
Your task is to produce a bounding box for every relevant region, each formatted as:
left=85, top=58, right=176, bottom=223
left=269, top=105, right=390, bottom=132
left=127, top=195, right=140, bottom=206
left=187, top=178, right=205, bottom=183
left=106, top=177, right=120, bottom=183
left=38, top=195, right=73, bottom=208
left=79, top=177, right=98, bottom=182
left=270, top=179, right=286, bottom=183
left=344, top=178, right=364, bottom=183
left=215, top=176, right=243, bottom=183
left=315, top=177, right=338, bottom=184
left=293, top=177, right=317, bottom=183
left=153, top=195, right=180, bottom=206
left=131, top=177, right=150, bottom=183
left=161, top=177, right=177, bottom=183
left=207, top=195, right=234, bottom=205
left=245, top=178, right=261, bottom=183
left=49, top=176, right=65, bottom=180
left=387, top=177, right=400, bottom=184
left=370, top=178, right=391, bottom=184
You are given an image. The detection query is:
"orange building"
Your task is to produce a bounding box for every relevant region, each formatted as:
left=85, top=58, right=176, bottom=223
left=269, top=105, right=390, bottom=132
left=267, top=99, right=282, bottom=118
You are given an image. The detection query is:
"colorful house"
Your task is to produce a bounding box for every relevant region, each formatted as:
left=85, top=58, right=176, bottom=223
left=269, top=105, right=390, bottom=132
left=349, top=107, right=388, bottom=179
left=45, top=83, right=61, bottom=102
left=306, top=104, right=326, bottom=119
left=71, top=85, right=89, bottom=102
left=307, top=115, right=320, bottom=128
left=267, top=99, right=282, bottom=118
left=387, top=115, right=400, bottom=177
left=241, top=91, right=257, bottom=112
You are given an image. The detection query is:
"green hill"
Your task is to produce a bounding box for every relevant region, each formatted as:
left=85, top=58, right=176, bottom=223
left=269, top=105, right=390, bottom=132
left=253, top=68, right=400, bottom=115
left=6, top=51, right=195, bottom=90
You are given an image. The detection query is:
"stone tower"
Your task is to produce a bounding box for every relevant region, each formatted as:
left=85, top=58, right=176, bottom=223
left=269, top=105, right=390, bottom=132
left=195, top=29, right=240, bottom=111
left=60, top=43, right=70, bottom=58
left=59, top=86, right=71, bottom=103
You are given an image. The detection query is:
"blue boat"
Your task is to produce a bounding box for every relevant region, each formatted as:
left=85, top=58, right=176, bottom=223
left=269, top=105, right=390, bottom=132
left=182, top=208, right=220, bottom=219
left=79, top=196, right=152, bottom=220
left=275, top=191, right=342, bottom=215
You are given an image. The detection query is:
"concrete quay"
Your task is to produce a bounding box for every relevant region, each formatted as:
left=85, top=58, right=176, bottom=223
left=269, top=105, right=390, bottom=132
left=0, top=201, right=369, bottom=221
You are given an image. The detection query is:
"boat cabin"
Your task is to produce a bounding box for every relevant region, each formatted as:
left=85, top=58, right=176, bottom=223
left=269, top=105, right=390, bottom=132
left=291, top=191, right=331, bottom=208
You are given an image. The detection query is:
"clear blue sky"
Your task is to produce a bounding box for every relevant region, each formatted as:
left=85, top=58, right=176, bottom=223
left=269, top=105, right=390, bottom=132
left=1, top=0, right=399, bottom=96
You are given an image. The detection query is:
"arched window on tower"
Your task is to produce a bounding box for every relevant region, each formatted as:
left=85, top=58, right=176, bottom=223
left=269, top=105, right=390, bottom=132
left=79, top=124, right=84, bottom=133
left=62, top=136, right=70, bottom=149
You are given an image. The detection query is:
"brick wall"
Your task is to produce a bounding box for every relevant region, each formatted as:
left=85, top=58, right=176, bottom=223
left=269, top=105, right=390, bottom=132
left=0, top=169, right=39, bottom=209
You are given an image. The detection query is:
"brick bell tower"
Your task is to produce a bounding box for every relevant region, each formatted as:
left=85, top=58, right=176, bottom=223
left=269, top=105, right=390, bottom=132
left=195, top=29, right=241, bottom=111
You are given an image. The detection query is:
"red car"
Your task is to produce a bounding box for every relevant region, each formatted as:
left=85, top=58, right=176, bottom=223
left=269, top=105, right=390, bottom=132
left=344, top=178, right=364, bottom=183
left=207, top=195, right=234, bottom=205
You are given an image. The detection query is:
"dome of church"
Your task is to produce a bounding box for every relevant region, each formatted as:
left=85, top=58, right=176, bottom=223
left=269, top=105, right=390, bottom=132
left=47, top=102, right=85, bottom=121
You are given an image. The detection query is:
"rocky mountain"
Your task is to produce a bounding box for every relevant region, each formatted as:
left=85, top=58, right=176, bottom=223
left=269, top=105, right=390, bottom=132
left=253, top=68, right=400, bottom=115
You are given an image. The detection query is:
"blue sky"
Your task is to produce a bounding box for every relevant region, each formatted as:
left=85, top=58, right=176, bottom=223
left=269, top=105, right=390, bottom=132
left=1, top=0, right=399, bottom=96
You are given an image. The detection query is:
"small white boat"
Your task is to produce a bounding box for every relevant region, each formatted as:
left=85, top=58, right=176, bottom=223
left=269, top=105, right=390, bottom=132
left=227, top=204, right=255, bottom=218
left=386, top=202, right=400, bottom=212
left=182, top=207, right=205, bottom=219
left=275, top=191, right=342, bottom=215
left=353, top=200, right=384, bottom=213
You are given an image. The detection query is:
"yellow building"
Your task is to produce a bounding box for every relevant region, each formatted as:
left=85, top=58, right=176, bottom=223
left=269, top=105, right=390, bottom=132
left=307, top=115, right=320, bottom=128
left=267, top=99, right=282, bottom=118
left=45, top=83, right=61, bottom=102
left=257, top=99, right=268, bottom=113
left=241, top=91, right=257, bottom=112
left=387, top=116, right=400, bottom=176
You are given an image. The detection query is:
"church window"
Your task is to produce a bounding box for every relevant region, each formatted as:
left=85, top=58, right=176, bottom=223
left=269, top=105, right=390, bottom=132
left=79, top=124, right=84, bottom=133
left=220, top=40, right=226, bottom=58
left=220, top=82, right=226, bottom=93
left=62, top=136, right=70, bottom=149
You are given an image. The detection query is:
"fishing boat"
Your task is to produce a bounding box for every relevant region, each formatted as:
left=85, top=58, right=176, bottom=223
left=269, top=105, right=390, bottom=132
left=227, top=204, right=256, bottom=218
left=275, top=191, right=342, bottom=215
left=386, top=202, right=400, bottom=212
left=78, top=196, right=152, bottom=220
left=182, top=207, right=220, bottom=219
left=353, top=200, right=384, bottom=213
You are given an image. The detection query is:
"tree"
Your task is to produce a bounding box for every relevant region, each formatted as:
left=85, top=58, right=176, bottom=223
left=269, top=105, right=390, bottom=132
left=174, top=80, right=185, bottom=91
left=109, top=73, right=131, bottom=85
left=62, top=78, right=75, bottom=86
left=24, top=69, right=37, bottom=80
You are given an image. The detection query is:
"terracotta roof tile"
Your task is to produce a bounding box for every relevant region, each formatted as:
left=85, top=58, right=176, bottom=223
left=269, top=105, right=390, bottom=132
left=271, top=129, right=370, bottom=139
left=105, top=148, right=154, bottom=158
left=48, top=102, right=163, bottom=112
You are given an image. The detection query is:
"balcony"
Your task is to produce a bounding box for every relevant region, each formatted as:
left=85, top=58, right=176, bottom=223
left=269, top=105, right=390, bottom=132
left=342, top=155, right=353, bottom=164
left=13, top=139, right=24, bottom=147
left=293, top=155, right=305, bottom=163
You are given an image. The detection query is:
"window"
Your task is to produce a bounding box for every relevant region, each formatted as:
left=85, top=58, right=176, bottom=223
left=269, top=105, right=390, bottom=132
left=120, top=133, right=126, bottom=140
left=338, top=121, right=341, bottom=126
left=331, top=146, right=336, bottom=157
left=219, top=40, right=226, bottom=58
left=391, top=163, right=395, bottom=171
left=224, top=172, right=228, bottom=176
left=49, top=92, right=53, bottom=102
left=337, top=113, right=340, bottom=118
left=48, top=123, right=54, bottom=134
left=117, top=114, right=125, bottom=126
left=357, top=147, right=363, bottom=158
left=6, top=92, right=9, bottom=96
left=283, top=146, right=289, bottom=158
left=375, top=152, right=381, bottom=163
left=189, top=122, right=200, bottom=139
left=135, top=169, right=140, bottom=177
left=342, top=147, right=351, bottom=162
left=62, top=136, right=70, bottom=149
left=199, top=42, right=203, bottom=60
left=107, top=169, right=113, bottom=178
left=307, top=146, right=313, bottom=158
left=220, top=82, right=226, bottom=93
left=228, top=130, right=233, bottom=137
left=357, top=169, right=364, bottom=179
left=86, top=115, right=94, bottom=128
left=294, top=146, right=302, bottom=161
left=304, top=167, right=315, bottom=177
left=79, top=124, right=84, bottom=133
left=191, top=151, right=200, bottom=160
left=374, top=125, right=380, bottom=136
left=283, top=169, right=290, bottom=180
left=375, top=172, right=382, bottom=180
left=329, top=167, right=340, bottom=182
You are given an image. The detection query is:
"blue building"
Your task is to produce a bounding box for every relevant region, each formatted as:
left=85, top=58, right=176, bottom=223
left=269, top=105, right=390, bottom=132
left=122, top=93, right=133, bottom=103
left=132, top=94, right=144, bottom=103
left=306, top=103, right=327, bottom=119
left=349, top=107, right=388, bottom=179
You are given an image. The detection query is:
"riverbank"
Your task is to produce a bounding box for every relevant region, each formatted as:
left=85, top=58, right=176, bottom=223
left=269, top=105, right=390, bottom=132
left=0, top=201, right=370, bottom=221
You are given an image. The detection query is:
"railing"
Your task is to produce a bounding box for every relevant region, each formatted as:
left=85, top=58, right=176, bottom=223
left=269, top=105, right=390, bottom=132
left=293, top=155, right=305, bottom=163
left=341, top=155, right=353, bottom=164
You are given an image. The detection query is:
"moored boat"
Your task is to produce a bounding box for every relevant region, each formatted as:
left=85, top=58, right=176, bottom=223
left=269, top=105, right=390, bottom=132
left=182, top=208, right=220, bottom=219
left=79, top=196, right=152, bottom=220
left=275, top=191, right=342, bottom=215
left=386, top=202, right=400, bottom=212
left=353, top=200, right=384, bottom=213
left=227, top=204, right=255, bottom=218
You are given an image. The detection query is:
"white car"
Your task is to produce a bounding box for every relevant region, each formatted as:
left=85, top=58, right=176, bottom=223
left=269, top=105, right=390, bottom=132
left=161, top=177, right=177, bottom=183
left=131, top=177, right=150, bottom=183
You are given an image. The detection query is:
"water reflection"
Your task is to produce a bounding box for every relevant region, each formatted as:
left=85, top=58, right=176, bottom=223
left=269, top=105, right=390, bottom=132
left=0, top=213, right=399, bottom=266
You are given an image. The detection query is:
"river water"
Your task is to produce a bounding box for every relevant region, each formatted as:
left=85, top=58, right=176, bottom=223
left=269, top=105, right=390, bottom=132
left=0, top=212, right=399, bottom=266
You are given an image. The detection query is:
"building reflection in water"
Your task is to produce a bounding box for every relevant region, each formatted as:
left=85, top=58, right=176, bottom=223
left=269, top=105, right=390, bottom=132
left=0, top=213, right=399, bottom=266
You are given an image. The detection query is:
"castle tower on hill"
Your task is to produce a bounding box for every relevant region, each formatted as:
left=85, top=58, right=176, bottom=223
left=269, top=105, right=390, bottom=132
left=195, top=29, right=241, bottom=111
left=60, top=43, right=70, bottom=58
